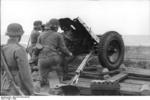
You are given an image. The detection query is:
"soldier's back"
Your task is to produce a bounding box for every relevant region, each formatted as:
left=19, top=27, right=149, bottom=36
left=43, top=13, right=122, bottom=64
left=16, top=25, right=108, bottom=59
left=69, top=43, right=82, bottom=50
left=3, top=42, right=25, bottom=70
left=39, top=30, right=71, bottom=58
left=40, top=30, right=59, bottom=45
left=2, top=42, right=27, bottom=95
left=39, top=30, right=60, bottom=54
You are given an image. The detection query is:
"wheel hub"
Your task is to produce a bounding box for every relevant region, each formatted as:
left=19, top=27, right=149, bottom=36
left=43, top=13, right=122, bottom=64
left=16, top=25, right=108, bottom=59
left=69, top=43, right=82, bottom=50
left=107, top=40, right=121, bottom=64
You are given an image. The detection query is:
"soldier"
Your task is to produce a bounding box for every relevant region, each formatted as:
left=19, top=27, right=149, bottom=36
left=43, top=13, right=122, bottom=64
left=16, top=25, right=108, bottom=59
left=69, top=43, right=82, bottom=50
left=37, top=18, right=72, bottom=94
left=27, top=20, right=42, bottom=64
left=30, top=20, right=42, bottom=48
left=1, top=23, right=34, bottom=95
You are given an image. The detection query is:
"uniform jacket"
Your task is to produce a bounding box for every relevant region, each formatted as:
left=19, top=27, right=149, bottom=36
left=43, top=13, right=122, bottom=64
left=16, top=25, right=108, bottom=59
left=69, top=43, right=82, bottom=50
left=38, top=30, right=71, bottom=58
left=2, top=38, right=34, bottom=95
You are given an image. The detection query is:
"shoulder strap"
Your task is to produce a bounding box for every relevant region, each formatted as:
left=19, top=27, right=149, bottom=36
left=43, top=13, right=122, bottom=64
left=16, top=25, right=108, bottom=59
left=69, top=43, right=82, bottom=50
left=1, top=48, right=25, bottom=96
left=1, top=47, right=14, bottom=80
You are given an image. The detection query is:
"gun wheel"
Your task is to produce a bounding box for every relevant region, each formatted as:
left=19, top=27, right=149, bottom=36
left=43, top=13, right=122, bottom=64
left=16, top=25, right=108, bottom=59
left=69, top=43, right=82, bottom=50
left=98, top=31, right=125, bottom=70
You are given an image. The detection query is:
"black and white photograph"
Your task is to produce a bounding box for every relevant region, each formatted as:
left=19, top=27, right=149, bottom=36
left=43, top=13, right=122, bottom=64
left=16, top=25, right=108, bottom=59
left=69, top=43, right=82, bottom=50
left=1, top=0, right=150, bottom=98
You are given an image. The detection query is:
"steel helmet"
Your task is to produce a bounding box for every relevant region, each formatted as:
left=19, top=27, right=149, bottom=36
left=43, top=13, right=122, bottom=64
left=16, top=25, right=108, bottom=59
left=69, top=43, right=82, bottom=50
left=6, top=23, right=24, bottom=37
left=45, top=18, right=59, bottom=30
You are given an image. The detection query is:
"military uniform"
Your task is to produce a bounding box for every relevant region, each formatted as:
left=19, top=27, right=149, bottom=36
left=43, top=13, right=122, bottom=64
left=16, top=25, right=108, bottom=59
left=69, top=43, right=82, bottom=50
left=28, top=30, right=40, bottom=64
left=1, top=23, right=34, bottom=95
left=28, top=21, right=42, bottom=64
left=31, top=20, right=42, bottom=46
left=37, top=19, right=72, bottom=89
left=38, top=30, right=71, bottom=82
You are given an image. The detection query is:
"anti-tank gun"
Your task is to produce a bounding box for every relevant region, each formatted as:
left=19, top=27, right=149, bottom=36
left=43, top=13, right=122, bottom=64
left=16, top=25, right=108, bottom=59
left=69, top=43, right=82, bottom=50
left=59, top=17, right=125, bottom=70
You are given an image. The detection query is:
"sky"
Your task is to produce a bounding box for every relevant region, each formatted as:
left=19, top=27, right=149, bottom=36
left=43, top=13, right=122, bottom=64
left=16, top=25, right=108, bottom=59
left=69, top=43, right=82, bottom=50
left=1, top=0, right=150, bottom=45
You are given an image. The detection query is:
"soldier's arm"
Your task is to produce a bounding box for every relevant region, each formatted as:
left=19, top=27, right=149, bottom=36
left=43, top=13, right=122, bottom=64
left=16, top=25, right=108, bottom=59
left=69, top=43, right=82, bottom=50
left=58, top=34, right=72, bottom=56
left=15, top=47, right=34, bottom=95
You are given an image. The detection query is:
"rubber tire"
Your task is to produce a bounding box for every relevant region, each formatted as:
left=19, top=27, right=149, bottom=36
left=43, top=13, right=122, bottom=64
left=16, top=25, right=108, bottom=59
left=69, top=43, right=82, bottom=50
left=98, top=31, right=125, bottom=70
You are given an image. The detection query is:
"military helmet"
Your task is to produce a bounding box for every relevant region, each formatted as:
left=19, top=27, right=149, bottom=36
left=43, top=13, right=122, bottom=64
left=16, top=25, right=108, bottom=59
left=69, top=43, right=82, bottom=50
left=6, top=23, right=24, bottom=37
left=33, top=20, right=42, bottom=27
left=45, top=18, right=59, bottom=30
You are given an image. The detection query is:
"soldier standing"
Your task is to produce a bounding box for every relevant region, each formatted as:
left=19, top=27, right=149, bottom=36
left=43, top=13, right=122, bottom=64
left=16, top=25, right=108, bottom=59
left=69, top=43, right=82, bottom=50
left=1, top=23, right=34, bottom=95
left=30, top=20, right=42, bottom=47
left=37, top=19, right=72, bottom=94
left=27, top=20, right=42, bottom=65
